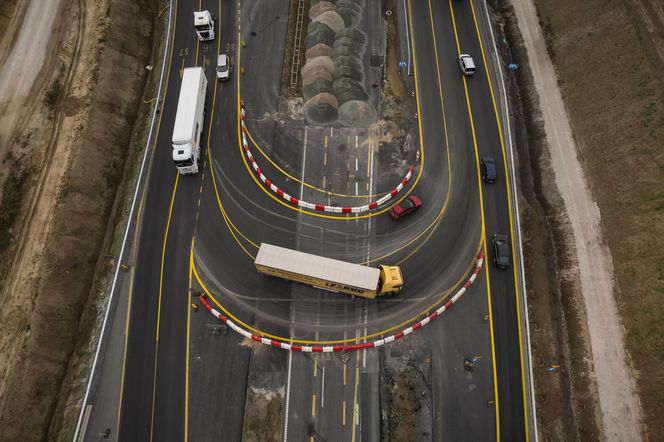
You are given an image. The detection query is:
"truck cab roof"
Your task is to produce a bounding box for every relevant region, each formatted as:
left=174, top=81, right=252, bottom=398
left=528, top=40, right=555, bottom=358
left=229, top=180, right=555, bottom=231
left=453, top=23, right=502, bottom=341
left=193, top=10, right=212, bottom=26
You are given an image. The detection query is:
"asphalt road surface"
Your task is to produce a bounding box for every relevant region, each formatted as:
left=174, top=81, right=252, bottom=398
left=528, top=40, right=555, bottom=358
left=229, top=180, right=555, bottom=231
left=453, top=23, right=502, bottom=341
left=82, top=0, right=532, bottom=440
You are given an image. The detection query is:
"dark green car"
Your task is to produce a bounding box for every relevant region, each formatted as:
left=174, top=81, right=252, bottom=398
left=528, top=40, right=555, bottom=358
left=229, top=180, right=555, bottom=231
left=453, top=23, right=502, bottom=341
left=492, top=233, right=511, bottom=269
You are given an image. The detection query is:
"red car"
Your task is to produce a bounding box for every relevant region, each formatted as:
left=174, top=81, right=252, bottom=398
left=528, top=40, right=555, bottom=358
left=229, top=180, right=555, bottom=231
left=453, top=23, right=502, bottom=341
left=389, top=195, right=422, bottom=220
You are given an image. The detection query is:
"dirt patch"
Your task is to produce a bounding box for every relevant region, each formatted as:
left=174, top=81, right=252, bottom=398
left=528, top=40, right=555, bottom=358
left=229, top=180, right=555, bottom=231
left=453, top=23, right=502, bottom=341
left=243, top=387, right=284, bottom=442
left=0, top=0, right=25, bottom=66
left=524, top=0, right=664, bottom=437
left=242, top=344, right=286, bottom=442
left=489, top=1, right=602, bottom=439
left=382, top=342, right=432, bottom=442
left=0, top=0, right=158, bottom=439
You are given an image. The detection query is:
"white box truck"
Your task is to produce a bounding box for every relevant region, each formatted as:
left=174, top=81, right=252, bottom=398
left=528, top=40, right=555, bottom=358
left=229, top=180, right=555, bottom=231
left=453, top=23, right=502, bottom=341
left=172, top=67, right=207, bottom=175
left=193, top=10, right=215, bottom=41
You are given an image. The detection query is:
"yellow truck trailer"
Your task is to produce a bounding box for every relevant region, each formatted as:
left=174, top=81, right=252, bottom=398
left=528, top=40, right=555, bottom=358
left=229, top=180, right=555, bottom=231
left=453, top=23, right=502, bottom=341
left=254, top=243, right=403, bottom=299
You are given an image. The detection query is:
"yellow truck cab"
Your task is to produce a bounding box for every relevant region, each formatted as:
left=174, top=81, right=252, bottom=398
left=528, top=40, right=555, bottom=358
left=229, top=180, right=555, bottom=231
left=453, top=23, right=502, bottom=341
left=378, top=265, right=403, bottom=294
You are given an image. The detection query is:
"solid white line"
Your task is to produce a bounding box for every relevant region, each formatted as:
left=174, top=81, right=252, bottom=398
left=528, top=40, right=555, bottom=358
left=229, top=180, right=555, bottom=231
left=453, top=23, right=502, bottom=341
left=321, top=365, right=325, bottom=408
left=362, top=307, right=368, bottom=368
left=403, top=0, right=411, bottom=76
left=300, top=126, right=308, bottom=200
left=72, top=1, right=174, bottom=441
left=283, top=351, right=293, bottom=442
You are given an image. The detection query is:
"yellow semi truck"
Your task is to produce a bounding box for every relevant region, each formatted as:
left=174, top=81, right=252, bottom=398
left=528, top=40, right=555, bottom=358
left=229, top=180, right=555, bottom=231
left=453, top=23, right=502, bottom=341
left=254, top=243, right=403, bottom=299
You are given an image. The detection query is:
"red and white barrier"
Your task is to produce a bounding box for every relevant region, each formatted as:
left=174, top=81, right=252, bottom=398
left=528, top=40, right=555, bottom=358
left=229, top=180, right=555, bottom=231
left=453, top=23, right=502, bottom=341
left=239, top=107, right=415, bottom=213
left=198, top=250, right=484, bottom=352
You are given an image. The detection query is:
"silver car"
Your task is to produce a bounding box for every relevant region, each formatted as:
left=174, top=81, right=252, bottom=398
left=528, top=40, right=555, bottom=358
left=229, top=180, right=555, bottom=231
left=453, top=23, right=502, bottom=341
left=458, top=54, right=476, bottom=76
left=216, top=54, right=231, bottom=81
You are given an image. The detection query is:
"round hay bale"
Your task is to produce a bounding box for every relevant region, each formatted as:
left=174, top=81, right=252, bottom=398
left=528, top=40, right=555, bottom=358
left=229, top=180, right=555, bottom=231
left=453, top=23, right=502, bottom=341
left=334, top=28, right=367, bottom=46
left=334, top=77, right=369, bottom=104
left=331, top=44, right=365, bottom=60
left=330, top=54, right=364, bottom=74
left=305, top=22, right=336, bottom=49
left=305, top=43, right=333, bottom=59
left=302, top=78, right=334, bottom=100
left=338, top=100, right=376, bottom=128
left=304, top=93, right=339, bottom=125
left=309, top=1, right=336, bottom=20
left=301, top=56, right=334, bottom=85
left=312, top=11, right=345, bottom=33
left=333, top=64, right=364, bottom=82
left=336, top=1, right=364, bottom=27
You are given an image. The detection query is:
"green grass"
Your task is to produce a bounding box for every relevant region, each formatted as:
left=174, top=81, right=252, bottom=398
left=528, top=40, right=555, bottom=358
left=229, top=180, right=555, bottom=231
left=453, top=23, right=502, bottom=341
left=0, top=171, right=26, bottom=253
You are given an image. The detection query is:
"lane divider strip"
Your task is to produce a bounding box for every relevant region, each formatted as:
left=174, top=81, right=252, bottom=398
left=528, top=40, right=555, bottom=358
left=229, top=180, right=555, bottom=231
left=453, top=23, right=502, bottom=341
left=198, top=250, right=484, bottom=352
left=240, top=106, right=415, bottom=213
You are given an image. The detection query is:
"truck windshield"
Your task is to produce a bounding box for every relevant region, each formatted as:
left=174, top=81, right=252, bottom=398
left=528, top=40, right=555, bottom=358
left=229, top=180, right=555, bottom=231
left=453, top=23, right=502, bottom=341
left=174, top=158, right=193, bottom=167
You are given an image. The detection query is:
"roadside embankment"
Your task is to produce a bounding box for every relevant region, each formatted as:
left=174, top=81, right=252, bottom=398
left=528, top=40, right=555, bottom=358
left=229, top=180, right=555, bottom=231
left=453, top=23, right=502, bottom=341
left=491, top=0, right=661, bottom=439
left=0, top=0, right=158, bottom=439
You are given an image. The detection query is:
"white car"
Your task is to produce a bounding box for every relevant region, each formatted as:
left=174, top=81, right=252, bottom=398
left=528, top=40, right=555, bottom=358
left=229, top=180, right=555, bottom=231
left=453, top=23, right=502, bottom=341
left=458, top=54, right=476, bottom=76
left=216, top=54, right=231, bottom=81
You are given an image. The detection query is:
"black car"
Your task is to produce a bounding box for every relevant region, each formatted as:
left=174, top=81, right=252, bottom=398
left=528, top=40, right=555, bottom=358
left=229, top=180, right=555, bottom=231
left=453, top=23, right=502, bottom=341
left=481, top=156, right=497, bottom=183
left=492, top=233, right=511, bottom=269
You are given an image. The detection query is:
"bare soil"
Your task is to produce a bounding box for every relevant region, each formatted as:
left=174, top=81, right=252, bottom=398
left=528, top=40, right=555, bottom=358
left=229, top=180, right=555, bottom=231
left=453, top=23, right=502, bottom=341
left=491, top=0, right=602, bottom=439
left=0, top=0, right=25, bottom=67
left=0, top=0, right=158, bottom=439
left=529, top=0, right=664, bottom=437
left=243, top=388, right=283, bottom=442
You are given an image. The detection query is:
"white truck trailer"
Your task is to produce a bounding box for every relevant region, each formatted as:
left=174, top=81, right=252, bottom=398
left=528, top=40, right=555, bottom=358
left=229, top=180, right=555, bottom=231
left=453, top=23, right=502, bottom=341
left=172, top=67, right=207, bottom=175
left=193, top=11, right=215, bottom=41
left=255, top=243, right=404, bottom=299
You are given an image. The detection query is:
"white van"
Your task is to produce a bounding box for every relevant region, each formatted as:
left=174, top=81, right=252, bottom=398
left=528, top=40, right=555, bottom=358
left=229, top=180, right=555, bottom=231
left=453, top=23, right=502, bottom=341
left=216, top=54, right=231, bottom=81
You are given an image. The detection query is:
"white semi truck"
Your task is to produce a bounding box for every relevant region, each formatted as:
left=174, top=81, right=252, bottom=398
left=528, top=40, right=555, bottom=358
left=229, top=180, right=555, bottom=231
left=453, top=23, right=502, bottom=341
left=193, top=11, right=215, bottom=41
left=172, top=67, right=207, bottom=175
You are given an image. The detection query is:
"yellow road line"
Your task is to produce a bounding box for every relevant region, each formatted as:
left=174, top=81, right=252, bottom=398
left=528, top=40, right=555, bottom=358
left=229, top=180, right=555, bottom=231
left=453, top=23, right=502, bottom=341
left=116, top=0, right=178, bottom=431
left=149, top=171, right=180, bottom=442
left=192, top=241, right=481, bottom=345
left=236, top=39, right=418, bottom=219
left=343, top=363, right=347, bottom=385
left=218, top=8, right=454, bottom=265
left=184, top=238, right=195, bottom=441
left=208, top=4, right=450, bottom=267
left=312, top=395, right=317, bottom=416
left=468, top=1, right=530, bottom=438
left=342, top=400, right=347, bottom=426
left=446, top=0, right=500, bottom=436
left=313, top=356, right=318, bottom=377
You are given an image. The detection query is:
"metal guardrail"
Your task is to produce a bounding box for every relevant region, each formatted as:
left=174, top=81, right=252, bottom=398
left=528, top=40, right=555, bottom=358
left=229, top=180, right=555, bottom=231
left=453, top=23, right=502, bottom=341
left=290, top=0, right=305, bottom=87
left=479, top=1, right=539, bottom=440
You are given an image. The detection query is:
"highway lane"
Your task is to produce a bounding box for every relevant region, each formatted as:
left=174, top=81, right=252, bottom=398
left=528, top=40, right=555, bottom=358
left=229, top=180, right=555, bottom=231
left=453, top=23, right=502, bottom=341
left=427, top=0, right=529, bottom=438
left=117, top=0, right=225, bottom=439
left=101, top=0, right=529, bottom=440
left=187, top=0, right=489, bottom=440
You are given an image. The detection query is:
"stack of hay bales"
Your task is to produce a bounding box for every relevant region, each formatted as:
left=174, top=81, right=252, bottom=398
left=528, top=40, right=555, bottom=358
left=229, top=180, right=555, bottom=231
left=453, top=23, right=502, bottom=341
left=302, top=3, right=340, bottom=124
left=302, top=0, right=376, bottom=127
left=332, top=27, right=376, bottom=127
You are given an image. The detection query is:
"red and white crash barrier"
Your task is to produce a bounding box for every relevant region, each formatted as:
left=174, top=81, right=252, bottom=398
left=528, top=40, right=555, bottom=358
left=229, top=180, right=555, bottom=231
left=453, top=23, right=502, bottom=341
left=198, top=251, right=484, bottom=352
left=239, top=107, right=415, bottom=213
